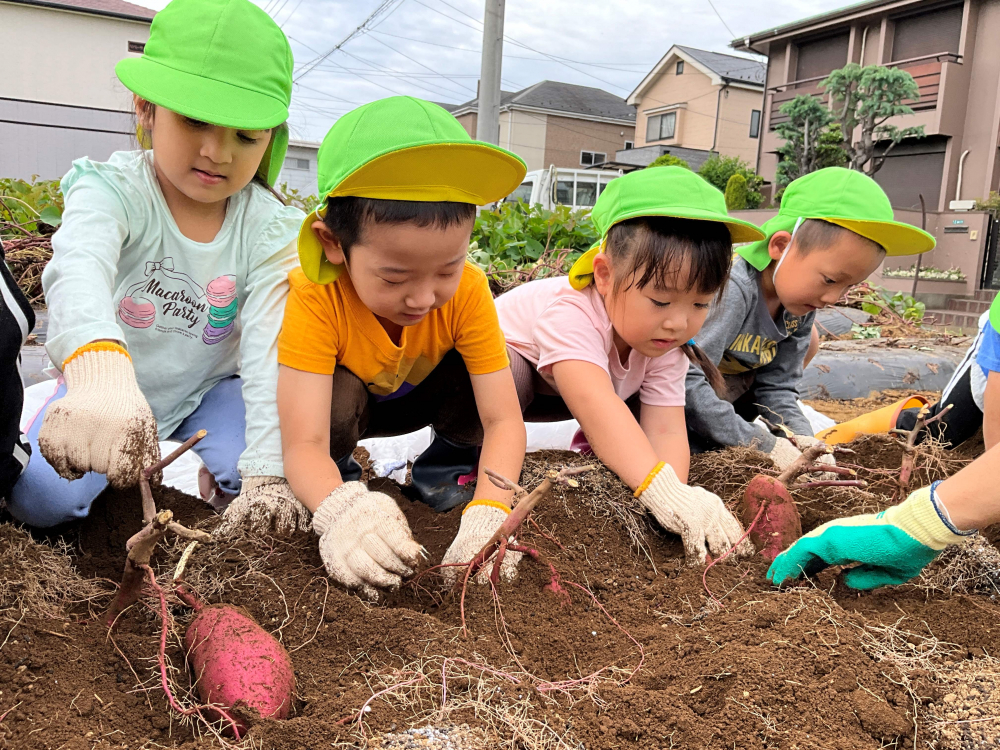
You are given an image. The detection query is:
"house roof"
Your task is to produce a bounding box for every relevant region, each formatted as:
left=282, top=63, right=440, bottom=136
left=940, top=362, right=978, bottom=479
left=732, top=0, right=902, bottom=50
left=452, top=80, right=635, bottom=123
left=627, top=45, right=765, bottom=104
left=4, top=0, right=156, bottom=21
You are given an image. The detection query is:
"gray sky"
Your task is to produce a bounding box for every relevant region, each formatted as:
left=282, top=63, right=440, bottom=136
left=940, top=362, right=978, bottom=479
left=130, top=0, right=850, bottom=142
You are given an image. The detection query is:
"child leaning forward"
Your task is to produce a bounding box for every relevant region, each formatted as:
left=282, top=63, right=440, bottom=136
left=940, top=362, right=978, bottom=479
left=496, top=167, right=760, bottom=564
left=276, top=97, right=529, bottom=600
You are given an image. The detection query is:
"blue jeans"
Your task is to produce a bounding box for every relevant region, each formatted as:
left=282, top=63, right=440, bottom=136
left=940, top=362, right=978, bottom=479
left=8, top=376, right=246, bottom=528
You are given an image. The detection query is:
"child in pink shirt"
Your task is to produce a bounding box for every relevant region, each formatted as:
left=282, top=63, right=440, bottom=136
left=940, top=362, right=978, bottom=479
left=495, top=167, right=764, bottom=565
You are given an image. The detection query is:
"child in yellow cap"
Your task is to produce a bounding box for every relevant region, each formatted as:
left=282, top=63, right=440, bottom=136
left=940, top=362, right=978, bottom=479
left=276, top=97, right=528, bottom=599
left=496, top=166, right=763, bottom=565
left=9, top=0, right=306, bottom=531
left=685, top=168, right=934, bottom=472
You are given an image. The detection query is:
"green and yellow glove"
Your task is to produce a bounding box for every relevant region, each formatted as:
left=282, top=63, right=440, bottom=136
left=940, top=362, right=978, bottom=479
left=767, top=483, right=975, bottom=590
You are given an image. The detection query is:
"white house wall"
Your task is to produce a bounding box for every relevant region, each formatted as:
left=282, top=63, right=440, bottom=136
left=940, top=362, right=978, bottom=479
left=500, top=109, right=547, bottom=172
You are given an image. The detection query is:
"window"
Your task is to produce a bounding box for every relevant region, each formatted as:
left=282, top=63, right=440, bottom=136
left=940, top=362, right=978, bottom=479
left=128, top=41, right=145, bottom=53
left=891, top=4, right=962, bottom=61
left=576, top=179, right=598, bottom=207
left=555, top=179, right=574, bottom=205
left=504, top=181, right=534, bottom=204
left=284, top=157, right=310, bottom=170
left=676, top=60, right=685, bottom=75
left=645, top=111, right=677, bottom=142
left=749, top=110, right=761, bottom=138
left=580, top=150, right=606, bottom=167
left=623, top=140, right=634, bottom=150
left=795, top=32, right=850, bottom=80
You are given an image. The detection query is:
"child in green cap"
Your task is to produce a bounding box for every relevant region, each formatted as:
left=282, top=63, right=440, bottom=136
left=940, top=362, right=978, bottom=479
left=685, top=167, right=934, bottom=472
left=496, top=166, right=762, bottom=565
left=8, top=0, right=309, bottom=532
left=276, top=96, right=529, bottom=599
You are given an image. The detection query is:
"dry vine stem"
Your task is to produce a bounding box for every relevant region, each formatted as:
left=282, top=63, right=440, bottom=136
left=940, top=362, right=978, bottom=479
left=785, top=442, right=867, bottom=490
left=105, top=431, right=213, bottom=627
left=890, top=403, right=953, bottom=501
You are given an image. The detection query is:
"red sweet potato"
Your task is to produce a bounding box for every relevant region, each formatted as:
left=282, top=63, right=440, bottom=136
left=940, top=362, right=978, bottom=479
left=184, top=604, right=295, bottom=735
left=740, top=475, right=803, bottom=562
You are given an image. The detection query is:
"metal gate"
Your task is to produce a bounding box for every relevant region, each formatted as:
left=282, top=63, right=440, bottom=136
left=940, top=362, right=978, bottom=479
left=980, top=213, right=1000, bottom=289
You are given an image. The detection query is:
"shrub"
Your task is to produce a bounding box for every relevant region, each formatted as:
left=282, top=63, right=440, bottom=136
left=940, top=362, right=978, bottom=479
left=0, top=177, right=64, bottom=236
left=648, top=154, right=690, bottom=169
left=697, top=155, right=763, bottom=208
left=724, top=174, right=748, bottom=211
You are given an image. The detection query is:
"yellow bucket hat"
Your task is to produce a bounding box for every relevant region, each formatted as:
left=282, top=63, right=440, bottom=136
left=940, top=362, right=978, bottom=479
left=298, top=96, right=526, bottom=284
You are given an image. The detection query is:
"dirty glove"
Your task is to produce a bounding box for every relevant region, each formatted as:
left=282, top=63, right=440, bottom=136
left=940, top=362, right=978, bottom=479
left=215, top=476, right=311, bottom=536
left=636, top=463, right=753, bottom=565
left=313, top=481, right=424, bottom=600
left=441, top=500, right=521, bottom=587
left=38, top=342, right=159, bottom=488
left=768, top=483, right=975, bottom=590
left=793, top=435, right=838, bottom=479
left=766, top=436, right=803, bottom=472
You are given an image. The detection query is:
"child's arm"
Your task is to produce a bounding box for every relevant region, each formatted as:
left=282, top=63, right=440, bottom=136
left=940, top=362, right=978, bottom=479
left=639, top=405, right=690, bottom=482
left=440, top=366, right=526, bottom=586
left=470, top=367, right=527, bottom=506
left=277, top=364, right=422, bottom=599
left=749, top=320, right=815, bottom=437
left=984, top=371, right=1000, bottom=452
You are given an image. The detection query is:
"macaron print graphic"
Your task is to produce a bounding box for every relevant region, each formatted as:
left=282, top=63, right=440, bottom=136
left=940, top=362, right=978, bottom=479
left=118, top=295, right=156, bottom=329
left=202, top=275, right=238, bottom=345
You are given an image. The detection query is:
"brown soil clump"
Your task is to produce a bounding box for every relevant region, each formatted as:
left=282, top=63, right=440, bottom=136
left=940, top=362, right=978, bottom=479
left=1, top=437, right=997, bottom=749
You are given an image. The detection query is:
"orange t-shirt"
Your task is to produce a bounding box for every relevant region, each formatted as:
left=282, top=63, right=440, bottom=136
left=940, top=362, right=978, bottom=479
left=278, top=262, right=509, bottom=396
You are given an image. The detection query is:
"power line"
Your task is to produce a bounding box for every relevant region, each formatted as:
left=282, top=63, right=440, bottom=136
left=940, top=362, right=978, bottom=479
left=704, top=0, right=737, bottom=39
left=336, top=47, right=476, bottom=101
left=293, top=0, right=408, bottom=83
left=367, top=33, right=477, bottom=95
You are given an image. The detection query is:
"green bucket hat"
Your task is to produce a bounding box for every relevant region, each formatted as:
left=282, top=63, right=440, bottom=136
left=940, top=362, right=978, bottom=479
left=298, top=96, right=527, bottom=284
left=737, top=167, right=936, bottom=272
left=567, top=166, right=765, bottom=290
left=115, top=0, right=293, bottom=185
left=989, top=294, right=1000, bottom=334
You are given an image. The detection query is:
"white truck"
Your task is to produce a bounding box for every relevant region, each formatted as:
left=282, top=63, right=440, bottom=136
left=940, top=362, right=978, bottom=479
left=503, top=165, right=623, bottom=211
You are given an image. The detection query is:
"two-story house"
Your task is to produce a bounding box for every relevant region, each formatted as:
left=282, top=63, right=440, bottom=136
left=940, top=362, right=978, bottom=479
left=450, top=81, right=636, bottom=172
left=617, top=45, right=766, bottom=172
left=1, top=0, right=155, bottom=180
left=733, top=0, right=993, bottom=213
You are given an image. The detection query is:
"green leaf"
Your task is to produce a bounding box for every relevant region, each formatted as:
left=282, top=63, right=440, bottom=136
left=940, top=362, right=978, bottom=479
left=861, top=302, right=881, bottom=316
left=38, top=205, right=62, bottom=227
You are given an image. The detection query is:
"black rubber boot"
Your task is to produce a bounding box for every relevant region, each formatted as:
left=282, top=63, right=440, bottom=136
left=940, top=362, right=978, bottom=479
left=408, top=430, right=478, bottom=512
left=335, top=452, right=364, bottom=482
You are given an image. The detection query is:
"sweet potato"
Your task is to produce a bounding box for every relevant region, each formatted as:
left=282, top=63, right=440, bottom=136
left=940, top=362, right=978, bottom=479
left=184, top=603, right=295, bottom=735
left=740, top=475, right=803, bottom=562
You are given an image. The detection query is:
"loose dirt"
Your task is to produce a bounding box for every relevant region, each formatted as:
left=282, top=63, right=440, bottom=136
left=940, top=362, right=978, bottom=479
left=2, top=433, right=999, bottom=750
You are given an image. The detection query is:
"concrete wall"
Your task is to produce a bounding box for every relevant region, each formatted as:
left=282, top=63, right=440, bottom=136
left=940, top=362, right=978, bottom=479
left=542, top=114, right=634, bottom=169
left=716, top=86, right=764, bottom=164
left=0, top=2, right=149, bottom=112
left=277, top=143, right=319, bottom=197
left=633, top=61, right=718, bottom=150
left=499, top=109, right=547, bottom=172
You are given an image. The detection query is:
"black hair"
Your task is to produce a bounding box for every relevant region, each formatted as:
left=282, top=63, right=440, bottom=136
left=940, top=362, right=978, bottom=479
left=605, top=216, right=733, bottom=396
left=793, top=219, right=885, bottom=256
left=322, top=196, right=477, bottom=259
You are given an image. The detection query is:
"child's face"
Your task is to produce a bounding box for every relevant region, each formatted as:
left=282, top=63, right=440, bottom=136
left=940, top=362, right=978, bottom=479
left=593, top=254, right=715, bottom=358
left=768, top=230, right=885, bottom=317
left=140, top=101, right=271, bottom=205
left=314, top=219, right=472, bottom=328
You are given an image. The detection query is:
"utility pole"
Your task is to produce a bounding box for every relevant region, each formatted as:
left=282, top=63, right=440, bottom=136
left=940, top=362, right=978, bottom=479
left=476, top=0, right=505, bottom=145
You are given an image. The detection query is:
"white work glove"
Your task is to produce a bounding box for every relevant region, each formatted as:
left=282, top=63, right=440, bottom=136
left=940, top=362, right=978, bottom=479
left=38, top=343, right=160, bottom=488
left=215, top=476, right=311, bottom=536
left=637, top=463, right=753, bottom=565
left=313, top=481, right=424, bottom=600
left=793, top=435, right=838, bottom=480
left=441, top=500, right=522, bottom=587
left=766, top=436, right=803, bottom=472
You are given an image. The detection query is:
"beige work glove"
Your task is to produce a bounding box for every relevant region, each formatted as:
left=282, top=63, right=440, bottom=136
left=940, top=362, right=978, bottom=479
left=441, top=500, right=521, bottom=587
left=216, top=476, right=311, bottom=536
left=38, top=343, right=160, bottom=488
left=766, top=436, right=803, bottom=472
left=637, top=463, right=753, bottom=565
left=313, top=481, right=424, bottom=600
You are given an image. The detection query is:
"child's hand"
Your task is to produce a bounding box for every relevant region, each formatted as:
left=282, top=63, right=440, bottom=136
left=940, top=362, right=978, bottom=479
left=38, top=343, right=160, bottom=488
left=440, top=500, right=521, bottom=587
left=313, top=482, right=425, bottom=600
left=637, top=463, right=753, bottom=565
left=216, top=476, right=311, bottom=536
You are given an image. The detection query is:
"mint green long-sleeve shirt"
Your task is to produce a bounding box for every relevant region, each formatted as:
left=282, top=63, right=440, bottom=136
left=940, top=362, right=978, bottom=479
left=43, top=151, right=304, bottom=478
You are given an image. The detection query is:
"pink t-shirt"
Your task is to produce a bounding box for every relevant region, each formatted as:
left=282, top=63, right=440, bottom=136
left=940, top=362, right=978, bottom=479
left=495, top=276, right=688, bottom=407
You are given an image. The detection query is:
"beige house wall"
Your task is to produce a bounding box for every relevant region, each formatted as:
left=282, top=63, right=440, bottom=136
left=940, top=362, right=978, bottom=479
left=499, top=109, right=547, bottom=172
left=542, top=115, right=634, bottom=169
left=716, top=86, right=764, bottom=164
left=633, top=63, right=718, bottom=150
left=0, top=2, right=149, bottom=111
left=455, top=113, right=476, bottom=139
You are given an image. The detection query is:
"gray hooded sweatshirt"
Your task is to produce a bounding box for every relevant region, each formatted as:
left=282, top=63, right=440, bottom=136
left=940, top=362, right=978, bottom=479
left=685, top=256, right=814, bottom=451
